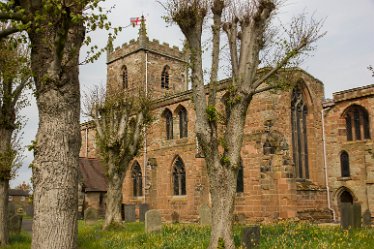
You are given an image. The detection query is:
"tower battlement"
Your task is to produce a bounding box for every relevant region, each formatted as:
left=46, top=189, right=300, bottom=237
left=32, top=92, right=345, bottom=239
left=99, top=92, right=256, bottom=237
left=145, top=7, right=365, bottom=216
left=108, top=16, right=188, bottom=64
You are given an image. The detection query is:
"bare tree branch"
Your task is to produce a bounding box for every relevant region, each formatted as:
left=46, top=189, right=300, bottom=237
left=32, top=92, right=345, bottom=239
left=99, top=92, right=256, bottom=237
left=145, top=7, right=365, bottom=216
left=208, top=0, right=225, bottom=107
left=252, top=40, right=307, bottom=90
left=252, top=84, right=274, bottom=95
left=0, top=27, right=20, bottom=39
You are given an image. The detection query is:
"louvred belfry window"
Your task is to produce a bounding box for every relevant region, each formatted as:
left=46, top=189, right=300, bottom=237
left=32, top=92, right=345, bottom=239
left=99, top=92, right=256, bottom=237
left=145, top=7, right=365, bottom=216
left=161, top=65, right=170, bottom=89
left=179, top=107, right=188, bottom=138
left=122, top=65, right=128, bottom=89
left=164, top=109, right=173, bottom=140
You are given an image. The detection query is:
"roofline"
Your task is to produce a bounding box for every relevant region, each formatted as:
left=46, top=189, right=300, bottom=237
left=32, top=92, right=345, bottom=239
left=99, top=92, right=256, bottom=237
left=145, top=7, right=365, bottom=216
left=333, top=84, right=374, bottom=96
left=80, top=67, right=321, bottom=125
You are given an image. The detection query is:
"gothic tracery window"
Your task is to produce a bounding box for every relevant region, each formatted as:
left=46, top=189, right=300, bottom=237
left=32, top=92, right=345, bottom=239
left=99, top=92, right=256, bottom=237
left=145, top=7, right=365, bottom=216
left=164, top=109, right=173, bottom=140
left=161, top=65, right=170, bottom=89
left=344, top=105, right=370, bottom=141
left=132, top=162, right=143, bottom=197
left=340, top=151, right=350, bottom=177
left=178, top=107, right=188, bottom=138
left=173, top=157, right=186, bottom=196
left=291, top=86, right=309, bottom=179
left=122, top=65, right=128, bottom=89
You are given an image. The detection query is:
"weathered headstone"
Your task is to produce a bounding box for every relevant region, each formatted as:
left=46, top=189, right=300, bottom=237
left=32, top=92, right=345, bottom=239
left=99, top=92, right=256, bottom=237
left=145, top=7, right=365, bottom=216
left=8, top=215, right=23, bottom=234
left=199, top=204, right=211, bottom=225
left=84, top=207, right=98, bottom=221
left=8, top=202, right=16, bottom=217
left=145, top=209, right=162, bottom=233
left=340, top=203, right=352, bottom=229
left=124, top=204, right=136, bottom=222
left=241, top=225, right=260, bottom=249
left=235, top=213, right=246, bottom=224
left=352, top=203, right=361, bottom=228
left=25, top=205, right=34, bottom=217
left=171, top=211, right=179, bottom=224
left=139, top=203, right=149, bottom=222
left=363, top=209, right=372, bottom=227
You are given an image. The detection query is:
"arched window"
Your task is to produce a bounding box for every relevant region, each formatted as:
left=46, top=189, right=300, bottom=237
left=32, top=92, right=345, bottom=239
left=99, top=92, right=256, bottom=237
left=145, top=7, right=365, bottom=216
left=344, top=105, right=370, bottom=141
left=236, top=160, right=244, bottom=193
left=161, top=65, right=170, bottom=89
left=178, top=107, right=188, bottom=138
left=173, top=157, right=186, bottom=196
left=122, top=65, right=128, bottom=89
left=340, top=151, right=350, bottom=177
left=132, top=162, right=143, bottom=197
left=291, top=85, right=309, bottom=179
left=164, top=109, right=173, bottom=140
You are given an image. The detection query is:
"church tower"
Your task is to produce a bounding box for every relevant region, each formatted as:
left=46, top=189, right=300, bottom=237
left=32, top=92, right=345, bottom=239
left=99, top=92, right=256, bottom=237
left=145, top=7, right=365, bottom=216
left=106, top=16, right=189, bottom=98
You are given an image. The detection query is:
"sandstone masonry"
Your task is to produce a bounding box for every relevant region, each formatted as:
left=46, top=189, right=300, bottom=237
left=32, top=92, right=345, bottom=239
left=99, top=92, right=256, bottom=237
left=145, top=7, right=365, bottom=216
left=79, top=18, right=373, bottom=224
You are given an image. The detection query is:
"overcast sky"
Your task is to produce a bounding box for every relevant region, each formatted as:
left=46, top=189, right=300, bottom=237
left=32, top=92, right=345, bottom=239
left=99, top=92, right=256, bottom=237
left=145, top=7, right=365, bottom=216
left=11, top=0, right=374, bottom=187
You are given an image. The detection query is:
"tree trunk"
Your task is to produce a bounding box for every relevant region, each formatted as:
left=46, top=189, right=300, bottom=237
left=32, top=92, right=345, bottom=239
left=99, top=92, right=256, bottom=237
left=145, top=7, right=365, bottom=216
left=0, top=179, right=9, bottom=246
left=208, top=165, right=237, bottom=249
left=103, top=161, right=124, bottom=229
left=0, top=128, right=12, bottom=246
left=29, top=20, right=84, bottom=249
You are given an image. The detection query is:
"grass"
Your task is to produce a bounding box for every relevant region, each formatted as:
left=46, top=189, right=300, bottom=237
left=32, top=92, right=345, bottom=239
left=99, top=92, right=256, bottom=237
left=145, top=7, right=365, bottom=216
left=1, top=232, right=31, bottom=249
left=2, top=221, right=374, bottom=248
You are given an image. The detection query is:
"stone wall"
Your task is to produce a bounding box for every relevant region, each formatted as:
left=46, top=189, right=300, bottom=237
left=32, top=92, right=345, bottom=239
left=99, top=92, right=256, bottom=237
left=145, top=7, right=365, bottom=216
left=79, top=24, right=332, bottom=223
left=325, top=84, right=374, bottom=221
left=80, top=121, right=97, bottom=158
left=118, top=69, right=329, bottom=222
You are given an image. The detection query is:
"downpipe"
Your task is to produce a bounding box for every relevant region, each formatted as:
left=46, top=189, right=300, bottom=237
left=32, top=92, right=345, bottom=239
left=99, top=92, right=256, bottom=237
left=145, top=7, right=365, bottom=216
left=321, top=109, right=336, bottom=222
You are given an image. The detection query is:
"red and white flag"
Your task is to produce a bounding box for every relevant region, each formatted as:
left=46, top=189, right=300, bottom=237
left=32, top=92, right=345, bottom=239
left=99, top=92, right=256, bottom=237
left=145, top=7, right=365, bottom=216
left=130, top=17, right=142, bottom=27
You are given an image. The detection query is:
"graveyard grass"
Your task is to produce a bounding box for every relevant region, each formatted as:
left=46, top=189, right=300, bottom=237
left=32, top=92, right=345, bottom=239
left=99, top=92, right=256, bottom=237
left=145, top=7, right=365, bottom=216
left=2, top=221, right=374, bottom=249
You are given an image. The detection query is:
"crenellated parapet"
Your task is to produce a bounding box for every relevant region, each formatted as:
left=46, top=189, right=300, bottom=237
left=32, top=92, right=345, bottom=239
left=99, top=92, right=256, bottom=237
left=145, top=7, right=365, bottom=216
left=108, top=38, right=188, bottom=64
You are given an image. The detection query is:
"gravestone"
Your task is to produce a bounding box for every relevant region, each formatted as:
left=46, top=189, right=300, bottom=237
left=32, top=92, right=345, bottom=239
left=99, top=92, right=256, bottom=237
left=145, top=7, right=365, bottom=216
left=124, top=204, right=136, bottom=222
left=145, top=209, right=162, bottom=233
left=241, top=225, right=260, bottom=249
left=9, top=215, right=23, bottom=234
left=235, top=213, right=246, bottom=224
left=340, top=203, right=352, bottom=229
left=352, top=203, right=361, bottom=228
left=25, top=205, right=34, bottom=217
left=139, top=204, right=149, bottom=222
left=84, top=207, right=98, bottom=221
left=199, top=204, right=211, bottom=225
left=171, top=211, right=179, bottom=224
left=362, top=209, right=372, bottom=227
left=8, top=202, right=16, bottom=217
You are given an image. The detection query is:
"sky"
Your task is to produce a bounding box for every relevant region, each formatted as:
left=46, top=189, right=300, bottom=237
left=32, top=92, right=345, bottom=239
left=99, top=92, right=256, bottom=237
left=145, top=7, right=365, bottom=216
left=11, top=0, right=374, bottom=187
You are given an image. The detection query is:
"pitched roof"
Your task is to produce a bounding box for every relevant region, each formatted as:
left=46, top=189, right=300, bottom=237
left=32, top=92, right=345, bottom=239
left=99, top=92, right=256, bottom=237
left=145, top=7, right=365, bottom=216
left=79, top=158, right=107, bottom=192
left=8, top=189, right=30, bottom=196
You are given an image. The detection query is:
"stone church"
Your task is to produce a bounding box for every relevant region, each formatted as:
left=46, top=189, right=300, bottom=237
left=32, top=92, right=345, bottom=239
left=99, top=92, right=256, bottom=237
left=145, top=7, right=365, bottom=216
left=79, top=19, right=373, bottom=223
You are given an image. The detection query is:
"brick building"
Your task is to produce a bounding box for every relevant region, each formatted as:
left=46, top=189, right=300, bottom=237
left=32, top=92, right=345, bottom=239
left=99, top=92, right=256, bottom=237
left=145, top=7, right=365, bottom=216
left=324, top=85, right=374, bottom=222
left=78, top=18, right=344, bottom=223
left=78, top=158, right=107, bottom=218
